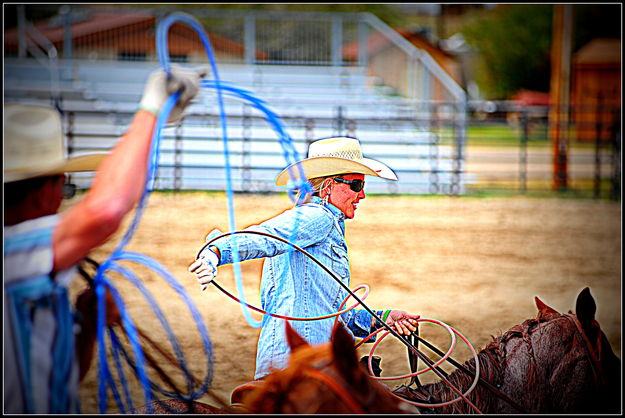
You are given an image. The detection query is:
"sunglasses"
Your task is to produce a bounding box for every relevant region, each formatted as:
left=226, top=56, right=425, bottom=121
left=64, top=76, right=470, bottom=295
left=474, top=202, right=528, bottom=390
left=333, top=177, right=365, bottom=193
left=62, top=178, right=77, bottom=199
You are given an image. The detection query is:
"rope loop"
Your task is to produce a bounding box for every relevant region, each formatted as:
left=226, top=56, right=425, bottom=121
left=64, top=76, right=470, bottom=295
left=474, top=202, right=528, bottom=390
left=360, top=318, right=482, bottom=412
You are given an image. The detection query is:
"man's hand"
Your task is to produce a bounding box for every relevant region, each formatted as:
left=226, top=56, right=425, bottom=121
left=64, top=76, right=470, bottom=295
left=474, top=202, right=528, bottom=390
left=188, top=246, right=220, bottom=291
left=139, top=65, right=205, bottom=123
left=385, top=310, right=420, bottom=336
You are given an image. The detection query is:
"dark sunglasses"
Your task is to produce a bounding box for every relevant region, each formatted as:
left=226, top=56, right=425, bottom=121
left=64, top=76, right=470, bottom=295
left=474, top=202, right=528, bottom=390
left=62, top=182, right=77, bottom=199
left=333, top=177, right=365, bottom=193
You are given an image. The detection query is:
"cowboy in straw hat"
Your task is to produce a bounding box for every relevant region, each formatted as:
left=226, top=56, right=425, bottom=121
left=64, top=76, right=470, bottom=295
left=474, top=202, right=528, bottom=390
left=189, top=136, right=420, bottom=382
left=4, top=66, right=202, bottom=414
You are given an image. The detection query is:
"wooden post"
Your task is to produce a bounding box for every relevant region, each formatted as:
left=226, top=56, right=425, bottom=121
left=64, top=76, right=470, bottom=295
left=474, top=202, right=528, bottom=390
left=549, top=4, right=573, bottom=191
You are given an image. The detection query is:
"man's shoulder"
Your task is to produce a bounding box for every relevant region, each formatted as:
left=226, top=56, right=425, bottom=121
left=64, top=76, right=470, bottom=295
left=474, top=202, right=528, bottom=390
left=4, top=214, right=59, bottom=240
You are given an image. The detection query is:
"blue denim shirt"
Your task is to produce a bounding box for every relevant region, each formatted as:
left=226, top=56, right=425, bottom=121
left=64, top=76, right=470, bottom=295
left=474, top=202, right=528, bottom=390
left=207, top=196, right=384, bottom=379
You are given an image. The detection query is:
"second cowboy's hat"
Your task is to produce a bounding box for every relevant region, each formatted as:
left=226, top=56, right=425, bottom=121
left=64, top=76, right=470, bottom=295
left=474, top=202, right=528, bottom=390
left=4, top=103, right=108, bottom=183
left=275, top=136, right=398, bottom=186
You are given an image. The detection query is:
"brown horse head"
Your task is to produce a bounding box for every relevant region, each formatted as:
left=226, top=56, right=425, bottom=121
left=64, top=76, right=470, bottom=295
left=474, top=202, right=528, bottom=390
left=393, top=287, right=620, bottom=414
left=241, top=321, right=412, bottom=414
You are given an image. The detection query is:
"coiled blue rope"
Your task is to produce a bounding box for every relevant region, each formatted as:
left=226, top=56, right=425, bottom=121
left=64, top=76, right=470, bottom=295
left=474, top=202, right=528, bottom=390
left=92, top=10, right=314, bottom=412
left=92, top=16, right=211, bottom=412
left=93, top=93, right=214, bottom=413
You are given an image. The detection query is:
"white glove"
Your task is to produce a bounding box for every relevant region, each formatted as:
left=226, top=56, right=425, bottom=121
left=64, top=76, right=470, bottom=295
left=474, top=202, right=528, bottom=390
left=188, top=246, right=220, bottom=291
left=139, top=64, right=205, bottom=123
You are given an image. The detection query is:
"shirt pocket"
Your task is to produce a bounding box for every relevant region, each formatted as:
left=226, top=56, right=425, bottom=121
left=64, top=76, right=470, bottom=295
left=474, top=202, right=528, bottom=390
left=330, top=244, right=350, bottom=281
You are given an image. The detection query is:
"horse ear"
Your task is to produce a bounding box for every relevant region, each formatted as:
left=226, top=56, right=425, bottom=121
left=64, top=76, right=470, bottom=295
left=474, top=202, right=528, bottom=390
left=331, top=323, right=360, bottom=380
left=534, top=296, right=559, bottom=319
left=284, top=321, right=310, bottom=351
left=575, top=287, right=596, bottom=328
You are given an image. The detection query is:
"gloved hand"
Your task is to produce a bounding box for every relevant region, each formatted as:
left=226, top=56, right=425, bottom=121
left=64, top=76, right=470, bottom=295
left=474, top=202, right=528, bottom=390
left=139, top=64, right=205, bottom=123
left=384, top=310, right=420, bottom=336
left=188, top=245, right=220, bottom=291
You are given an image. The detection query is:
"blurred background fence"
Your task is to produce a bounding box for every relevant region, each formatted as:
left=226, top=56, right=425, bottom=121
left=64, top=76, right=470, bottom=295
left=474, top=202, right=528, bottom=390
left=4, top=5, right=621, bottom=200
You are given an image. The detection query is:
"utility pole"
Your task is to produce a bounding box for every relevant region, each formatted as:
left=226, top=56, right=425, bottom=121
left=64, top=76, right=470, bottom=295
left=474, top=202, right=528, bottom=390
left=549, top=4, right=573, bottom=191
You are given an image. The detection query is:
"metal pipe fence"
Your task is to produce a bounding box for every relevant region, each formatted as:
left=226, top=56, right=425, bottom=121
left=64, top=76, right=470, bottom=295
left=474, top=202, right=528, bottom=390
left=56, top=98, right=621, bottom=200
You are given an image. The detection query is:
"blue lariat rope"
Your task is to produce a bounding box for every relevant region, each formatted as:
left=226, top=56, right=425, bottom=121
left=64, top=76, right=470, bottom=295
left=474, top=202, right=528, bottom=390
left=156, top=12, right=311, bottom=330
left=92, top=11, right=312, bottom=413
left=198, top=79, right=312, bottom=328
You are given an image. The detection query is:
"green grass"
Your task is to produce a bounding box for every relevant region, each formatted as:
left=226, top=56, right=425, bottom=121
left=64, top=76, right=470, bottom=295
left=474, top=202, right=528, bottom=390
left=437, top=123, right=542, bottom=147
left=440, top=123, right=599, bottom=150
left=465, top=179, right=620, bottom=201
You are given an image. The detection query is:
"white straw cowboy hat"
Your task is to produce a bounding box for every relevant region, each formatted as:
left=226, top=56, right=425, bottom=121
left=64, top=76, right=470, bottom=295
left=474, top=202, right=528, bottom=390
left=275, top=136, right=398, bottom=186
left=4, top=103, right=107, bottom=183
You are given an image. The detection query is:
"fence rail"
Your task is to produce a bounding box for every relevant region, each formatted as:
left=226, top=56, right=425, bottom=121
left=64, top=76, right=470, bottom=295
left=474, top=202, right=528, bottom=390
left=61, top=103, right=470, bottom=196
left=57, top=98, right=621, bottom=200
left=463, top=101, right=620, bottom=200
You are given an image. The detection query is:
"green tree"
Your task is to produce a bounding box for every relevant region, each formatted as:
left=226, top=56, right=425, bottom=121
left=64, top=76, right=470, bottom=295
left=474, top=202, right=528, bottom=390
left=461, top=4, right=553, bottom=99
left=460, top=4, right=621, bottom=100
left=178, top=4, right=407, bottom=27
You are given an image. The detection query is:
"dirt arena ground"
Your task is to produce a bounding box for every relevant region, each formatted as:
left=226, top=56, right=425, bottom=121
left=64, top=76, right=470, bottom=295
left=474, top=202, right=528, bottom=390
left=66, top=192, right=621, bottom=413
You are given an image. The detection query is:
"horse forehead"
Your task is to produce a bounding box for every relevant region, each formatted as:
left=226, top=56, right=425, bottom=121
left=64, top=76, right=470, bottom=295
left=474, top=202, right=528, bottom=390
left=290, top=343, right=332, bottom=364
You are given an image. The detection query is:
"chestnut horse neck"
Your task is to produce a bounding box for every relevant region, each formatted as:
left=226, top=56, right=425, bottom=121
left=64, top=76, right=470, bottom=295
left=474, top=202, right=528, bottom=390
left=298, top=357, right=369, bottom=414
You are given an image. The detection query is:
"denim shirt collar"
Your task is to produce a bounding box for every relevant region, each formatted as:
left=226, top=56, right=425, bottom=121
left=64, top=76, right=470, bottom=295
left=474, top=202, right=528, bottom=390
left=308, top=195, right=345, bottom=234
left=308, top=196, right=345, bottom=219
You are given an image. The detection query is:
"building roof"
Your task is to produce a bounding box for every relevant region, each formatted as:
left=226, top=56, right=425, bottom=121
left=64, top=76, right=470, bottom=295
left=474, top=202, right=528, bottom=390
left=4, top=11, right=153, bottom=44
left=511, top=89, right=550, bottom=106
left=342, top=27, right=459, bottom=83
left=343, top=27, right=453, bottom=61
left=4, top=10, right=247, bottom=55
left=574, top=38, right=621, bottom=65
